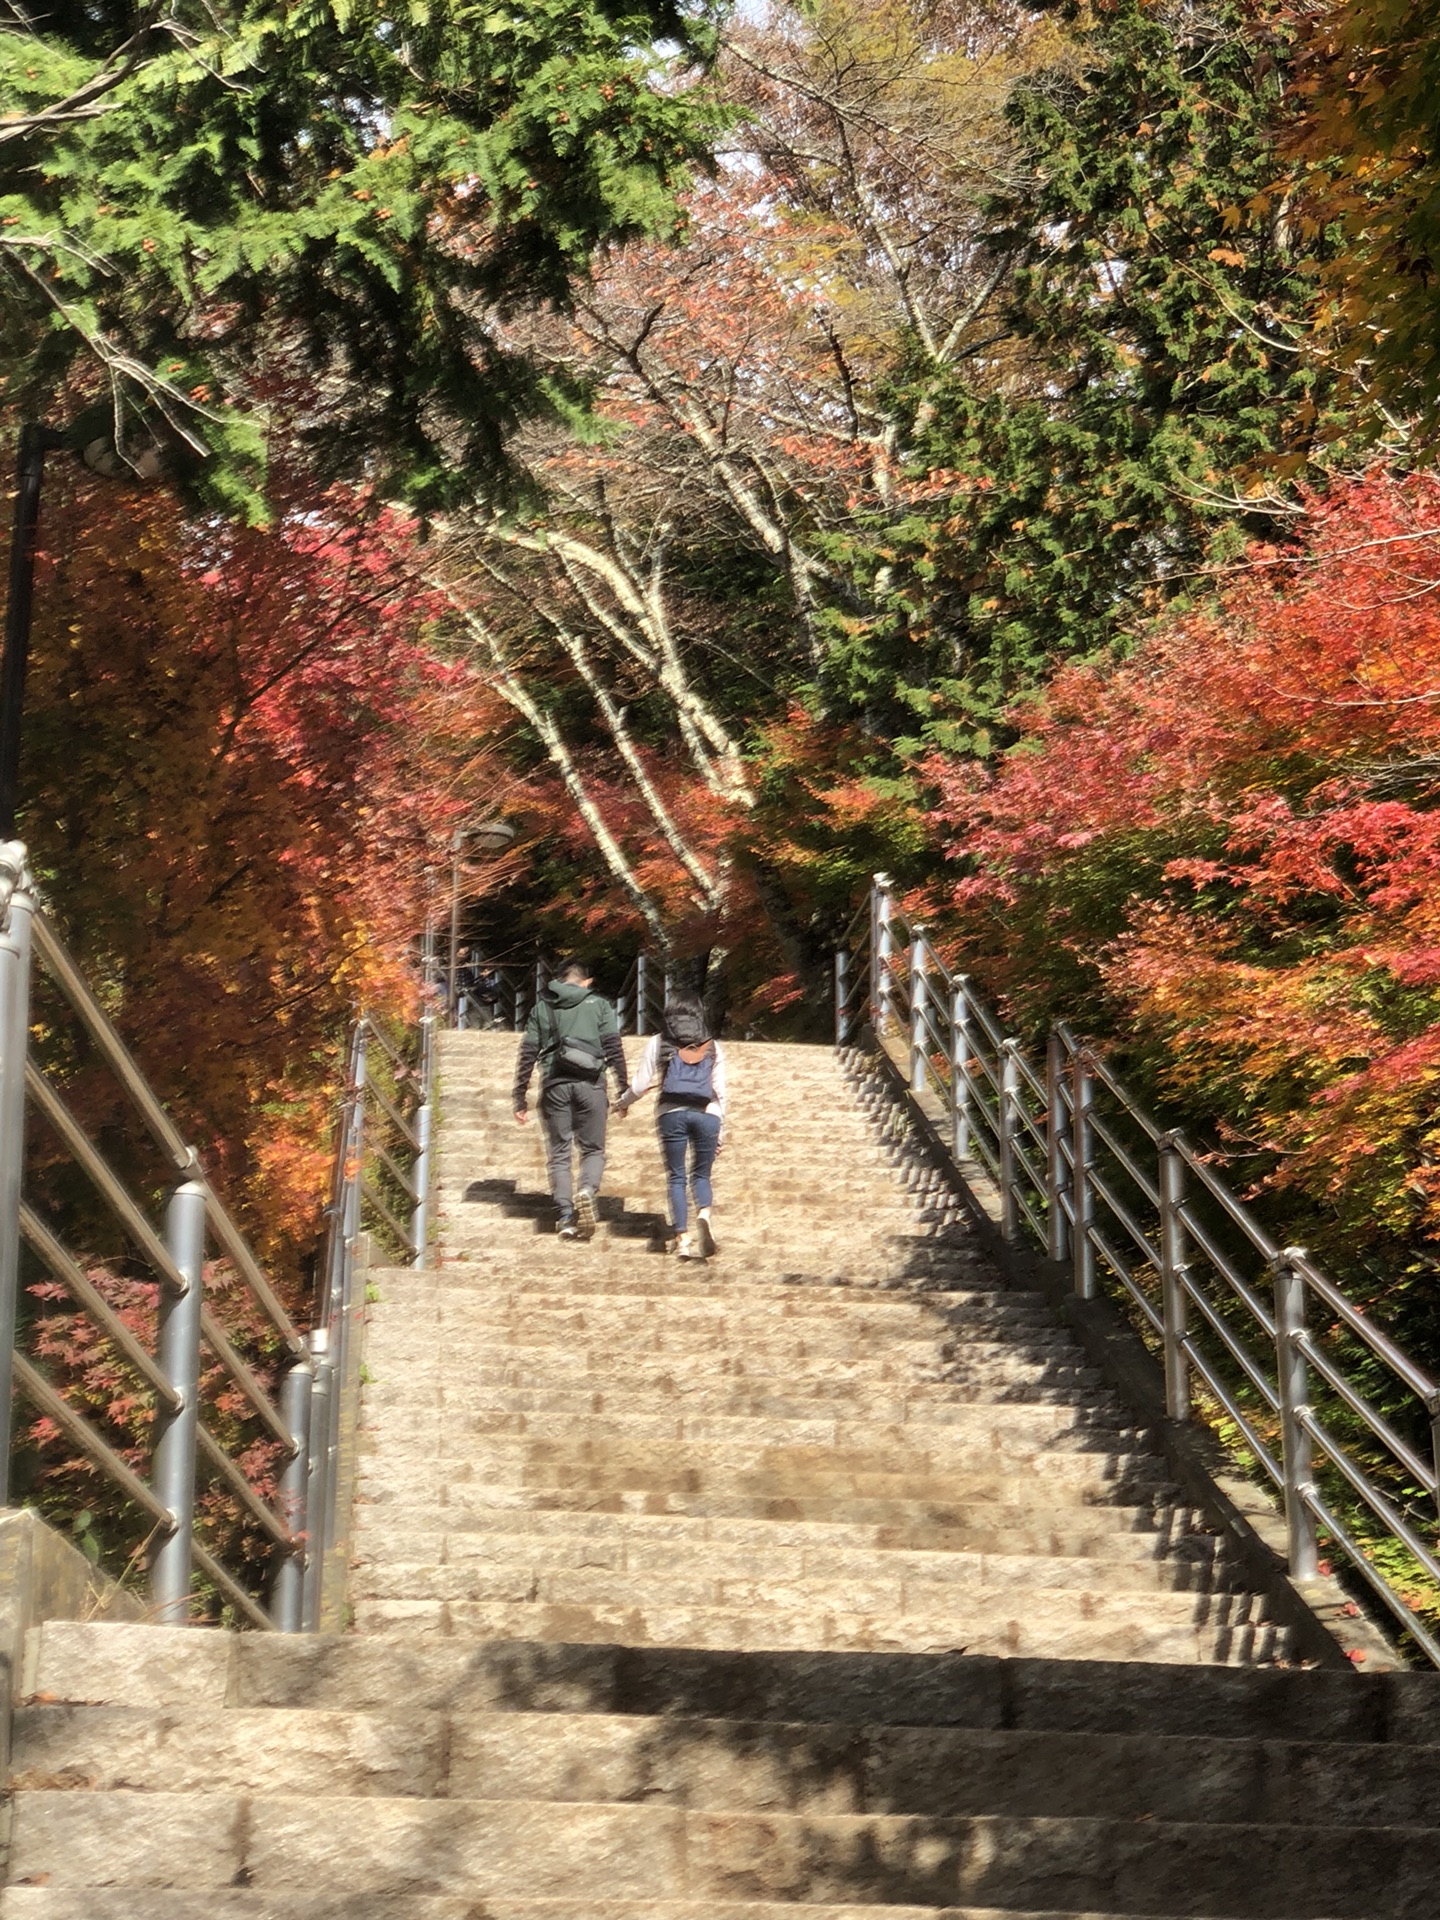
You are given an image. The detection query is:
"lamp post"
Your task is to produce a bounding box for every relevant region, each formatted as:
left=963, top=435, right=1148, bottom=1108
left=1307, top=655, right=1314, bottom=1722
left=447, top=818, right=516, bottom=1024
left=1, top=425, right=64, bottom=837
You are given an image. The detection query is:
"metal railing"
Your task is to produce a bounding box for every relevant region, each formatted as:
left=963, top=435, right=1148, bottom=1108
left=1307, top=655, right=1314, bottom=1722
left=443, top=946, right=675, bottom=1039
left=616, top=953, right=669, bottom=1035
left=303, top=1006, right=433, bottom=1627
left=839, top=871, right=1440, bottom=1667
left=449, top=948, right=672, bottom=1037
left=447, top=961, right=546, bottom=1032
left=0, top=843, right=435, bottom=1631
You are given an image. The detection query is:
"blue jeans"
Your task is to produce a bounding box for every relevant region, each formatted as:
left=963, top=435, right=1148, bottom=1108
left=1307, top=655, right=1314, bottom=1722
left=658, top=1107, right=721, bottom=1231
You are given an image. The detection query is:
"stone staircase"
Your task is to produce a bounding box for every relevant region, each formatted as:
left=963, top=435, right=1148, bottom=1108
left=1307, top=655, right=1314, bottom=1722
left=6, top=1029, right=1440, bottom=1916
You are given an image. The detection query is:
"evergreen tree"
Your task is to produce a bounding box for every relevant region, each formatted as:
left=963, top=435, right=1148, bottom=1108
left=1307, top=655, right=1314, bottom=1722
left=876, top=0, right=1362, bottom=748
left=0, top=0, right=726, bottom=511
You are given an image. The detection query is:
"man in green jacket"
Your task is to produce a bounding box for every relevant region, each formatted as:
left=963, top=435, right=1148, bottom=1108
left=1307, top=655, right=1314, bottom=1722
left=514, top=959, right=630, bottom=1240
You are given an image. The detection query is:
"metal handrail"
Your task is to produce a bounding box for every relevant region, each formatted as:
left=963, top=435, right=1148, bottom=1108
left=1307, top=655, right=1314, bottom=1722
left=303, top=1005, right=434, bottom=1630
left=839, top=872, right=1440, bottom=1666
left=0, top=853, right=312, bottom=1630
left=0, top=847, right=437, bottom=1634
left=32, top=915, right=304, bottom=1354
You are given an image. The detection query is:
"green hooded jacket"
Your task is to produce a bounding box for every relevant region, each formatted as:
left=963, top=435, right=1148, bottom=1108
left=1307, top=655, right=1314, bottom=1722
left=513, top=979, right=627, bottom=1109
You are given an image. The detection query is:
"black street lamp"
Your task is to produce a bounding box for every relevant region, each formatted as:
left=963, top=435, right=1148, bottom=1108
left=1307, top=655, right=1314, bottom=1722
left=0, top=425, right=64, bottom=838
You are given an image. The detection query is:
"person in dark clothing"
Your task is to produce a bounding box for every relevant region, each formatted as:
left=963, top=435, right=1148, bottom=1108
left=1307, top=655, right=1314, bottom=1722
left=514, top=959, right=629, bottom=1239
left=457, top=949, right=504, bottom=1030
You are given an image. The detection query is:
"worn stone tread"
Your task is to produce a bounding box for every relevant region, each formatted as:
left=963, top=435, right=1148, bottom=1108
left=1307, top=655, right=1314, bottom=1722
left=347, top=1593, right=1276, bottom=1665
left=347, top=1531, right=1234, bottom=1593
left=6, top=1790, right=1436, bottom=1913
left=32, top=1623, right=1429, bottom=1736
left=17, top=1703, right=1440, bottom=1829
left=0, top=1898, right=1255, bottom=1920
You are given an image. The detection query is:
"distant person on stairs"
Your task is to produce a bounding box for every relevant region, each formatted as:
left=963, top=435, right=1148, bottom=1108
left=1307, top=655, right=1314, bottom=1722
left=617, top=990, right=726, bottom=1260
left=514, top=960, right=629, bottom=1240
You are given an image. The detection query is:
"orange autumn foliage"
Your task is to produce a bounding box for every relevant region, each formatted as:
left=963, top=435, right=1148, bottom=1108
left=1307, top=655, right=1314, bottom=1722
left=22, top=470, right=500, bottom=1292
left=926, top=470, right=1440, bottom=1262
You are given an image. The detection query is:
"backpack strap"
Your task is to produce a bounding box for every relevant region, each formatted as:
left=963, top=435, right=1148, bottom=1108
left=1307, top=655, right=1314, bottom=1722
left=539, top=991, right=591, bottom=1059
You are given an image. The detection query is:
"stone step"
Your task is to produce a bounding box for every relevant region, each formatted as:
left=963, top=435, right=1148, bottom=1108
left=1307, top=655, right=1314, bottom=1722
left=359, top=1382, right=1121, bottom=1421
left=353, top=1434, right=1170, bottom=1493
left=370, top=1296, right=1066, bottom=1336
left=1, top=1897, right=1250, bottom=1920
left=366, top=1266, right=1006, bottom=1302
left=441, top=1155, right=900, bottom=1186
left=346, top=1558, right=1253, bottom=1622
left=355, top=1343, right=1105, bottom=1389
left=347, top=1526, right=1234, bottom=1593
left=370, top=1267, right=1016, bottom=1305
left=444, top=1199, right=913, bottom=1227
left=362, top=1323, right=1082, bottom=1360
left=441, top=1133, right=889, bottom=1160
left=18, top=1702, right=1440, bottom=1827
left=350, top=1501, right=1211, bottom=1561
left=355, top=1468, right=1174, bottom=1519
left=439, top=1224, right=948, bottom=1252
left=354, top=1483, right=1184, bottom=1530
left=364, top=1290, right=1059, bottom=1329
left=439, top=1256, right=979, bottom=1285
left=8, top=1788, right=1431, bottom=1913
left=32, top=1625, right=1432, bottom=1739
left=0, top=1896, right=1239, bottom=1920
left=356, top=1404, right=1153, bottom=1454
left=346, top=1592, right=1275, bottom=1664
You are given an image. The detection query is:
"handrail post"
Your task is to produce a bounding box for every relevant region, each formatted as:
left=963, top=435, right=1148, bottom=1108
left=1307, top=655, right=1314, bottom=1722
left=411, top=1013, right=434, bottom=1268
left=874, top=874, right=895, bottom=1036
left=151, top=1178, right=207, bottom=1624
left=834, top=948, right=849, bottom=1048
left=951, top=979, right=971, bottom=1162
left=270, top=1356, right=313, bottom=1631
left=1071, top=1050, right=1096, bottom=1298
left=302, top=1330, right=332, bottom=1630
left=0, top=850, right=34, bottom=1502
left=1158, top=1133, right=1190, bottom=1422
left=909, top=934, right=929, bottom=1093
left=1273, top=1248, right=1319, bottom=1579
left=999, top=1041, right=1021, bottom=1243
left=636, top=954, right=648, bottom=1038
left=1045, top=1032, right=1070, bottom=1265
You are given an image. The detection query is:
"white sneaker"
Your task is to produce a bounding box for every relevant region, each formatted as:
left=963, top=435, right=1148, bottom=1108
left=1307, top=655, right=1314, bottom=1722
left=575, top=1188, right=597, bottom=1242
left=675, top=1232, right=698, bottom=1259
left=697, top=1212, right=718, bottom=1258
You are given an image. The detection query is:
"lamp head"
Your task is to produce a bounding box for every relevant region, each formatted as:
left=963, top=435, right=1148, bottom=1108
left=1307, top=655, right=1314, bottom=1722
left=469, top=819, right=516, bottom=856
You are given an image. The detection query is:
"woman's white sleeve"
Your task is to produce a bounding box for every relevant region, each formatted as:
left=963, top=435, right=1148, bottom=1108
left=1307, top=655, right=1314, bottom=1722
left=710, top=1043, right=728, bottom=1121
left=624, top=1036, right=661, bottom=1104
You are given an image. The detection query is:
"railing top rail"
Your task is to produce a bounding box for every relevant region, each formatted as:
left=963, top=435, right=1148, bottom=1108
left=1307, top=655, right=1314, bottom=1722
left=30, top=912, right=302, bottom=1355
left=1169, top=1133, right=1282, bottom=1263
left=1290, top=1248, right=1440, bottom=1408
left=361, top=1012, right=410, bottom=1074
left=1079, top=1047, right=1165, bottom=1145
left=31, top=912, right=194, bottom=1171
left=203, top=1197, right=304, bottom=1357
